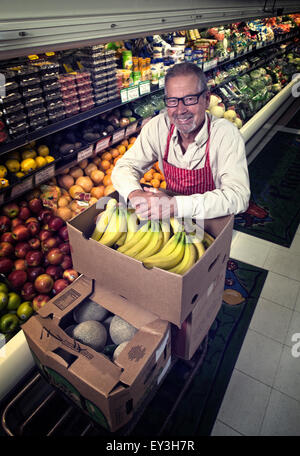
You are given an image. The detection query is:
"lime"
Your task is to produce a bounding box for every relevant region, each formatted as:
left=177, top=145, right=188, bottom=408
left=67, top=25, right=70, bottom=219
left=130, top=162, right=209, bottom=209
left=0, top=292, right=8, bottom=311
left=7, top=292, right=22, bottom=311
left=0, top=283, right=9, bottom=294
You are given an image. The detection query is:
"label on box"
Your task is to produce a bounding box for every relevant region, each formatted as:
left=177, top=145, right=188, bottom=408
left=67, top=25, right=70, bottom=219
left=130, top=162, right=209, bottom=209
left=77, top=145, right=94, bottom=162
left=35, top=165, right=55, bottom=186
left=158, top=77, right=165, bottom=89
left=127, top=86, right=139, bottom=101
left=125, top=122, right=138, bottom=136
left=112, top=129, right=125, bottom=144
left=11, top=177, right=33, bottom=198
left=95, top=136, right=111, bottom=153
left=139, top=81, right=151, bottom=96
left=120, top=88, right=128, bottom=103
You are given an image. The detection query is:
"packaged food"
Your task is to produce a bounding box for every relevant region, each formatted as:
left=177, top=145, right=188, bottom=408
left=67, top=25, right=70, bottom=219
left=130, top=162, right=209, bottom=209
left=22, top=85, right=43, bottom=98
left=24, top=96, right=45, bottom=108
left=0, top=91, right=22, bottom=106
left=42, top=80, right=61, bottom=93
left=65, top=106, right=80, bottom=117
left=26, top=105, right=47, bottom=119
left=4, top=111, right=27, bottom=126
left=29, top=115, right=48, bottom=130
left=33, top=62, right=60, bottom=80
left=77, top=87, right=93, bottom=98
left=19, top=76, right=41, bottom=88
left=48, top=109, right=66, bottom=123
left=46, top=99, right=65, bottom=112
left=122, top=51, right=132, bottom=70
left=62, top=93, right=79, bottom=104
left=2, top=101, right=25, bottom=115
left=94, top=94, right=108, bottom=105
left=80, top=100, right=95, bottom=111
left=8, top=122, right=29, bottom=138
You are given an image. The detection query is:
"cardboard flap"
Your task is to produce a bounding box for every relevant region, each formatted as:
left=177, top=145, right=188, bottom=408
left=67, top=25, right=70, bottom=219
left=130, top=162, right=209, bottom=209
left=38, top=275, right=93, bottom=319
left=92, top=282, right=159, bottom=329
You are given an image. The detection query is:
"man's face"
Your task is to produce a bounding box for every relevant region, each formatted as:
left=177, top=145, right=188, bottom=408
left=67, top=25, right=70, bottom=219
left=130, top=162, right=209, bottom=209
left=165, top=74, right=209, bottom=135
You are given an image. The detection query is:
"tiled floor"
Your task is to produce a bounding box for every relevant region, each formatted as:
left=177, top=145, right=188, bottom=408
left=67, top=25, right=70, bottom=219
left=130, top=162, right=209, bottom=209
left=211, top=224, right=300, bottom=436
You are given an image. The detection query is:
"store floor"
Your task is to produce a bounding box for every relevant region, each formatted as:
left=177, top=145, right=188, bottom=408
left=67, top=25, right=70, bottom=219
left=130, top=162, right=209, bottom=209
left=210, top=222, right=300, bottom=436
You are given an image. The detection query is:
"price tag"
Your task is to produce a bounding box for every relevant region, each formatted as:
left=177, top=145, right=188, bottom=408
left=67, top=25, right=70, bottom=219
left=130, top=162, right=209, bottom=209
left=95, top=136, right=111, bottom=153
left=248, top=45, right=253, bottom=52
left=158, top=77, right=165, bottom=89
left=203, top=62, right=209, bottom=72
left=257, top=42, right=262, bottom=48
left=125, top=122, right=138, bottom=136
left=127, top=86, right=139, bottom=101
left=35, top=164, right=55, bottom=186
left=120, top=88, right=128, bottom=103
left=11, top=176, right=33, bottom=198
left=230, top=52, right=235, bottom=59
left=139, top=81, right=151, bottom=96
left=112, top=129, right=125, bottom=144
left=77, top=145, right=94, bottom=162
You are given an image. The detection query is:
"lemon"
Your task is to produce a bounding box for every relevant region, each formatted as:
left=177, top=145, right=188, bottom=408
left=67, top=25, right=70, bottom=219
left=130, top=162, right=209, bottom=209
left=5, top=159, right=20, bottom=173
left=45, top=155, right=55, bottom=163
left=0, top=178, right=9, bottom=188
left=0, top=165, right=7, bottom=178
left=15, top=172, right=25, bottom=178
left=21, top=158, right=37, bottom=173
left=22, top=149, right=37, bottom=160
left=37, top=145, right=50, bottom=157
left=35, top=156, right=46, bottom=168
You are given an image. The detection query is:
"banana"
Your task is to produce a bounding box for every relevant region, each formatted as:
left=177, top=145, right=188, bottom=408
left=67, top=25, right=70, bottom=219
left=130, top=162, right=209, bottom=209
left=170, top=216, right=184, bottom=234
left=143, top=231, right=186, bottom=270
left=117, top=220, right=150, bottom=254
left=120, top=220, right=155, bottom=258
left=134, top=221, right=163, bottom=261
left=203, top=231, right=215, bottom=250
left=99, top=205, right=127, bottom=247
left=124, top=209, right=140, bottom=244
left=189, top=234, right=206, bottom=259
left=168, top=234, right=197, bottom=275
left=115, top=231, right=127, bottom=247
left=91, top=198, right=118, bottom=241
left=161, top=220, right=171, bottom=247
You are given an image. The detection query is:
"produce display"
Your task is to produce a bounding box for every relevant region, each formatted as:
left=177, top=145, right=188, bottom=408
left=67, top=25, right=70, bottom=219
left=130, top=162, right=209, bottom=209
left=91, top=198, right=215, bottom=275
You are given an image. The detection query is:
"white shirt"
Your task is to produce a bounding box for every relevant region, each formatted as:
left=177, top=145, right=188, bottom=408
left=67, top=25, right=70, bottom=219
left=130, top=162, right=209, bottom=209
left=111, top=111, right=250, bottom=219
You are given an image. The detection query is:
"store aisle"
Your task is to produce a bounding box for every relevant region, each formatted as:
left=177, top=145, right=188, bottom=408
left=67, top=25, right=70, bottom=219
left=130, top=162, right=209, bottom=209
left=211, top=223, right=300, bottom=436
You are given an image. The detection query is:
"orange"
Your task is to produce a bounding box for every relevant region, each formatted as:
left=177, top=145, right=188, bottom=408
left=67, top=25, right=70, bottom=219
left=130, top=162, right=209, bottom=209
left=104, top=184, right=115, bottom=196
left=105, top=167, right=113, bottom=175
left=153, top=172, right=162, bottom=181
left=117, top=145, right=126, bottom=154
left=69, top=185, right=84, bottom=199
left=93, top=156, right=102, bottom=167
left=101, top=151, right=112, bottom=161
left=140, top=177, right=146, bottom=184
left=91, top=185, right=105, bottom=199
left=78, top=159, right=89, bottom=169
left=150, top=178, right=160, bottom=188
left=100, top=159, right=111, bottom=171
left=160, top=180, right=167, bottom=189
left=154, top=161, right=161, bottom=172
left=110, top=148, right=120, bottom=158
left=84, top=163, right=98, bottom=176
left=56, top=207, right=73, bottom=222
left=103, top=175, right=112, bottom=187
left=129, top=136, right=137, bottom=144
left=126, top=143, right=134, bottom=150
left=121, top=139, right=129, bottom=147
left=114, top=156, right=122, bottom=165
left=144, top=171, right=154, bottom=182
left=75, top=176, right=93, bottom=193
left=90, top=169, right=105, bottom=184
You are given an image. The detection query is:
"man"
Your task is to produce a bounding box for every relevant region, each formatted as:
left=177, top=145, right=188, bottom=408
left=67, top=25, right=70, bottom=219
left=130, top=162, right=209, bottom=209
left=111, top=62, right=250, bottom=220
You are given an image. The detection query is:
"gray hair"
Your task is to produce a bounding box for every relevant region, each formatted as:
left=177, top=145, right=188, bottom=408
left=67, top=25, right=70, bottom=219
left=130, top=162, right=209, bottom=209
left=165, top=62, right=208, bottom=94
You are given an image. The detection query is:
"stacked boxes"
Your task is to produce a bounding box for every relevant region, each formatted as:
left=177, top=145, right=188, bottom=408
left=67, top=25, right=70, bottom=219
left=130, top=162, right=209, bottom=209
left=59, top=73, right=95, bottom=117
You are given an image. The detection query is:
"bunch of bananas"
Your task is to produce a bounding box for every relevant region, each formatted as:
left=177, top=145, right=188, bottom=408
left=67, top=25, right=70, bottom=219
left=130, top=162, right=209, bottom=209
left=91, top=198, right=215, bottom=275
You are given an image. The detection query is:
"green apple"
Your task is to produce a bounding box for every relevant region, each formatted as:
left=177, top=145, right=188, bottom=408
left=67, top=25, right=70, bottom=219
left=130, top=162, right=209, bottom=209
left=0, top=313, right=19, bottom=333
left=0, top=283, right=9, bottom=294
left=7, top=291, right=22, bottom=311
left=17, top=301, right=33, bottom=321
left=0, top=291, right=8, bottom=312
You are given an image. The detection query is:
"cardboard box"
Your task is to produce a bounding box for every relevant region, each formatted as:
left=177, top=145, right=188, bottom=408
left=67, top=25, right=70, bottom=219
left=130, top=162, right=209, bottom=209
left=67, top=193, right=234, bottom=328
left=22, top=275, right=171, bottom=432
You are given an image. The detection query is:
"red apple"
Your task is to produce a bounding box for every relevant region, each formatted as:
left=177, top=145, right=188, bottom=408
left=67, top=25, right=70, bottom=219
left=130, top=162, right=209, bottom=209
left=52, top=278, right=69, bottom=295
left=38, top=229, right=52, bottom=242
left=38, top=209, right=53, bottom=224
left=0, top=215, right=11, bottom=233
left=46, top=265, right=63, bottom=281
left=0, top=241, right=14, bottom=258
left=25, top=217, right=38, bottom=225
left=19, top=200, right=28, bottom=208
left=58, top=225, right=69, bottom=242
left=15, top=241, right=31, bottom=259
left=42, top=257, right=50, bottom=268
left=0, top=257, right=14, bottom=274
left=27, top=221, right=40, bottom=237
left=27, top=266, right=45, bottom=283
left=28, top=237, right=41, bottom=250
left=1, top=232, right=15, bottom=243
left=32, top=294, right=50, bottom=312
left=25, top=250, right=43, bottom=267
left=14, top=259, right=27, bottom=271
left=12, top=224, right=30, bottom=242
left=58, top=242, right=70, bottom=255
left=61, top=255, right=72, bottom=270
left=8, top=270, right=27, bottom=290
left=63, top=269, right=79, bottom=283
left=11, top=218, right=23, bottom=229
left=28, top=198, right=43, bottom=214
left=41, top=237, right=58, bottom=253
left=48, top=216, right=64, bottom=232
left=2, top=202, right=19, bottom=219
left=21, top=282, right=37, bottom=301
left=34, top=274, right=53, bottom=294
left=19, top=206, right=31, bottom=221
left=47, top=248, right=64, bottom=265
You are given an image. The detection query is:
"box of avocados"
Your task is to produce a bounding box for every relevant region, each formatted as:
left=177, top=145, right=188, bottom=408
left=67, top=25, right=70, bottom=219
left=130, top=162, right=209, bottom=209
left=67, top=191, right=234, bottom=329
left=22, top=274, right=171, bottom=432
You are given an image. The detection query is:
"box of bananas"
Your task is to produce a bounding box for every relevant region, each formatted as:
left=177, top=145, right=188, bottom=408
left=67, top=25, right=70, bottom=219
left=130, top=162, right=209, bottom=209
left=90, top=198, right=215, bottom=276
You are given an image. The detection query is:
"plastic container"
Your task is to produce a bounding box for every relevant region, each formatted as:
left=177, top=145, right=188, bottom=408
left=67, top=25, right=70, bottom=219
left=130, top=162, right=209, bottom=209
left=65, top=106, right=80, bottom=117
left=8, top=122, right=29, bottom=138
left=28, top=115, right=48, bottom=130
left=0, top=91, right=22, bottom=106
left=42, top=80, right=61, bottom=93
left=19, top=76, right=41, bottom=88
left=22, top=86, right=43, bottom=98
left=61, top=91, right=79, bottom=102
left=26, top=105, right=47, bottom=119
left=2, top=101, right=24, bottom=115
left=48, top=109, right=66, bottom=123
left=4, top=111, right=27, bottom=126
left=46, top=99, right=65, bottom=112
left=24, top=96, right=44, bottom=108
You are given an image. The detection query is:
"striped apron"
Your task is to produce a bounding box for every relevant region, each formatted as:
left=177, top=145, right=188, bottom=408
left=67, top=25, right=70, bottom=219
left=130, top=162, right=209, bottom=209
left=162, top=117, right=215, bottom=195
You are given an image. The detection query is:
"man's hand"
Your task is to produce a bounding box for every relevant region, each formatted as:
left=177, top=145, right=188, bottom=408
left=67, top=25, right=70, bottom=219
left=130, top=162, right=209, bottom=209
left=128, top=187, right=178, bottom=220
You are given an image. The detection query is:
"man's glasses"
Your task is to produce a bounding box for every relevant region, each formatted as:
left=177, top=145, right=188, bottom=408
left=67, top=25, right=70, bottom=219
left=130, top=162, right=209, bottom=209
left=164, top=89, right=206, bottom=108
